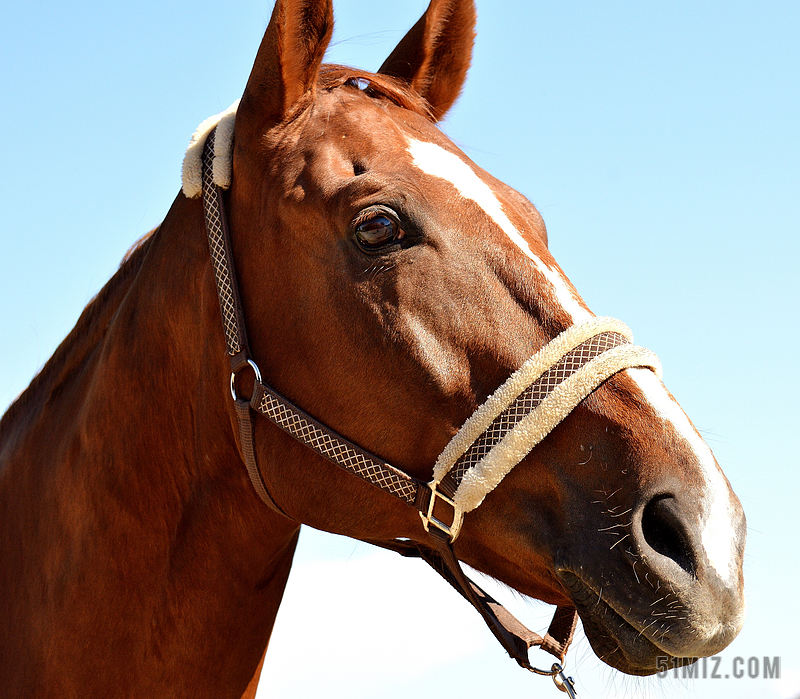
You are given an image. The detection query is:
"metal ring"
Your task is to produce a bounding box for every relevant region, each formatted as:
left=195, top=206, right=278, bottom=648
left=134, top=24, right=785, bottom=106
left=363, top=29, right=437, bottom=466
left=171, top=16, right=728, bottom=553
left=230, top=359, right=262, bottom=402
left=529, top=665, right=559, bottom=677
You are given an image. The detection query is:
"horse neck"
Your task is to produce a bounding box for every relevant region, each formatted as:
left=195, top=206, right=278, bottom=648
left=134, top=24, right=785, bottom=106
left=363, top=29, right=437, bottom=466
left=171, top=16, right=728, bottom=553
left=0, top=192, right=299, bottom=698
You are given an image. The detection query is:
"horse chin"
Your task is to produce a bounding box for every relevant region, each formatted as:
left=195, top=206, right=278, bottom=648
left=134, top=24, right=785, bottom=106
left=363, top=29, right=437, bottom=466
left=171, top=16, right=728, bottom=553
left=557, top=571, right=696, bottom=676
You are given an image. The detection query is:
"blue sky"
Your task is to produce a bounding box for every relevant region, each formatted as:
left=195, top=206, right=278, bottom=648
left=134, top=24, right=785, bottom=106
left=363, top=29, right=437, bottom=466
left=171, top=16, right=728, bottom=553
left=1, top=1, right=798, bottom=698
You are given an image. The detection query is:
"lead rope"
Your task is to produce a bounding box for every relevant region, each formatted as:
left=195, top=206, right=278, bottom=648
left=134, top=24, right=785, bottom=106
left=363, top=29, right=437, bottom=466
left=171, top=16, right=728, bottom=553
left=199, top=128, right=581, bottom=694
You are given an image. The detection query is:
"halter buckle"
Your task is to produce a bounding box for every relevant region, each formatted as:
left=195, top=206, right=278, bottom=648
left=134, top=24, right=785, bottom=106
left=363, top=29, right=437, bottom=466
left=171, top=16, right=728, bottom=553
left=420, top=481, right=464, bottom=542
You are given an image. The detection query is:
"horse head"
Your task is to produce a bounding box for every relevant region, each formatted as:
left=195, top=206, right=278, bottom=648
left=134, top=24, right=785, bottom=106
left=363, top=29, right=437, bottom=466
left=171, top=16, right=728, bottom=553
left=194, top=0, right=745, bottom=678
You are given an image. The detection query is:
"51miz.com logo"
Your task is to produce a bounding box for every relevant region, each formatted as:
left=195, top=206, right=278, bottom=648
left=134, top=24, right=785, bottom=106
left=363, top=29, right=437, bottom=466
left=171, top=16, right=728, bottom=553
left=657, top=656, right=780, bottom=680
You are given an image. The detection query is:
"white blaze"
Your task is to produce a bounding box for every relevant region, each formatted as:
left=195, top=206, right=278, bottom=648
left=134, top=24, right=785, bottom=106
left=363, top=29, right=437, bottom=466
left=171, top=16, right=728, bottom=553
left=406, top=138, right=592, bottom=323
left=626, top=368, right=738, bottom=582
left=406, top=138, right=738, bottom=582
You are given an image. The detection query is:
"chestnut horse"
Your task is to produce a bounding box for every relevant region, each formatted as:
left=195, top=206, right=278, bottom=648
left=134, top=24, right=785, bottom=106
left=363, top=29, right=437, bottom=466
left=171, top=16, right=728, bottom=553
left=0, top=0, right=745, bottom=697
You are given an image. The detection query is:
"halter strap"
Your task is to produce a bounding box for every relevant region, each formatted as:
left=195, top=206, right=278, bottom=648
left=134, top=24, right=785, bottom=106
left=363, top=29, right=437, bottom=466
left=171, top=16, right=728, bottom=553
left=198, top=126, right=659, bottom=684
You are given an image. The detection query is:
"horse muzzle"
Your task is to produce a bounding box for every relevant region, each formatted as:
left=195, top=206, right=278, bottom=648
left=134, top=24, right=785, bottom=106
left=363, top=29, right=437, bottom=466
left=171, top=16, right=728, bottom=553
left=557, top=483, right=746, bottom=675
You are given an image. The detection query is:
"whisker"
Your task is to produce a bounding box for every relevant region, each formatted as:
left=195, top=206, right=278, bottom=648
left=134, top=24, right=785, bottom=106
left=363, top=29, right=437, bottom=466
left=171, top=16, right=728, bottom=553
left=609, top=534, right=630, bottom=550
left=609, top=508, right=633, bottom=518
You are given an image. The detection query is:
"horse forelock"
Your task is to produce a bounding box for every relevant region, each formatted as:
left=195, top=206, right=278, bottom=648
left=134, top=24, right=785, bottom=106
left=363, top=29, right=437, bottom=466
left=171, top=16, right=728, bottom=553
left=181, top=64, right=432, bottom=200
left=317, top=64, right=434, bottom=120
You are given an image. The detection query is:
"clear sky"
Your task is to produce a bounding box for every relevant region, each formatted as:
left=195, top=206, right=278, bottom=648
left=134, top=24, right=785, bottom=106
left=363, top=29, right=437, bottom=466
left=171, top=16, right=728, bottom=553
left=1, top=1, right=798, bottom=698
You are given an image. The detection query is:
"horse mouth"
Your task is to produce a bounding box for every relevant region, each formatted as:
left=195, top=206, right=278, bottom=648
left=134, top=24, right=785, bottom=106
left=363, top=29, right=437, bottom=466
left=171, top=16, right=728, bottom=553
left=558, top=570, right=697, bottom=676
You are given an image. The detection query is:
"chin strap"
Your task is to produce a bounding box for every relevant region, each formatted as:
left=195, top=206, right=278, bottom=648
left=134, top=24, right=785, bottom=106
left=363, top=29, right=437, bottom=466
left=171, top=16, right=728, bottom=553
left=198, top=125, right=671, bottom=695
left=365, top=532, right=578, bottom=675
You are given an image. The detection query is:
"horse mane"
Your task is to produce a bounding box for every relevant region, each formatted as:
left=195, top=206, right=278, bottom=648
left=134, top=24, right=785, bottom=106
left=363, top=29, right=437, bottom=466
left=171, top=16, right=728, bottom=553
left=0, top=229, right=158, bottom=442
left=319, top=64, right=434, bottom=120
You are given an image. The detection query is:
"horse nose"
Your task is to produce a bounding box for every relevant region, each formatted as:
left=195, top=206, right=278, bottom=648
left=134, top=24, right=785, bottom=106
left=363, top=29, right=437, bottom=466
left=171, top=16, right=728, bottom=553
left=639, top=494, right=698, bottom=578
left=635, top=489, right=746, bottom=586
left=632, top=488, right=747, bottom=655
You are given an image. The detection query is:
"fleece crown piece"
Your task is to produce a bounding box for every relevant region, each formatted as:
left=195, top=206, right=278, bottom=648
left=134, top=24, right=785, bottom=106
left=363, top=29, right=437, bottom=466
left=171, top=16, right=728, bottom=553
left=182, top=100, right=239, bottom=198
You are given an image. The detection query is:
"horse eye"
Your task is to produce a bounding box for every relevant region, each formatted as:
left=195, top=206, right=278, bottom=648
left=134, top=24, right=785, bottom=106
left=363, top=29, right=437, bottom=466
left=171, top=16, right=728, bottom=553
left=354, top=214, right=403, bottom=250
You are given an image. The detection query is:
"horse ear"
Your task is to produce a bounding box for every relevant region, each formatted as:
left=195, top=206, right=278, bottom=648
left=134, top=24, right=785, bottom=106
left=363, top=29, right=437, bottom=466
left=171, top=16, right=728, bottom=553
left=378, top=0, right=476, bottom=121
left=238, top=0, right=333, bottom=133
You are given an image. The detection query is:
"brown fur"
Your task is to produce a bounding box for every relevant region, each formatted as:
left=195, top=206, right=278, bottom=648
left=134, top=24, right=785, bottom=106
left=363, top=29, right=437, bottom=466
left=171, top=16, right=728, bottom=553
left=0, top=1, right=745, bottom=695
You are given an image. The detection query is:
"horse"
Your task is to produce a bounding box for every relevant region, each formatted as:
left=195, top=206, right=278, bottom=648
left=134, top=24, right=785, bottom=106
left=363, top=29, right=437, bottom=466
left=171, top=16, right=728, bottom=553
left=0, top=0, right=746, bottom=697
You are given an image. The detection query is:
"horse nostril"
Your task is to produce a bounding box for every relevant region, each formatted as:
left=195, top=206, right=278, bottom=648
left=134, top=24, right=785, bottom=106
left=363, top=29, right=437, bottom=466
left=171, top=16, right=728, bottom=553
left=641, top=495, right=697, bottom=578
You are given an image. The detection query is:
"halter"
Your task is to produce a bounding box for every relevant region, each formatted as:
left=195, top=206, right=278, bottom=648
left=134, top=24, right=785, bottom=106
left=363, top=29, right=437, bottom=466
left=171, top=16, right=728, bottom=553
left=194, top=123, right=661, bottom=697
